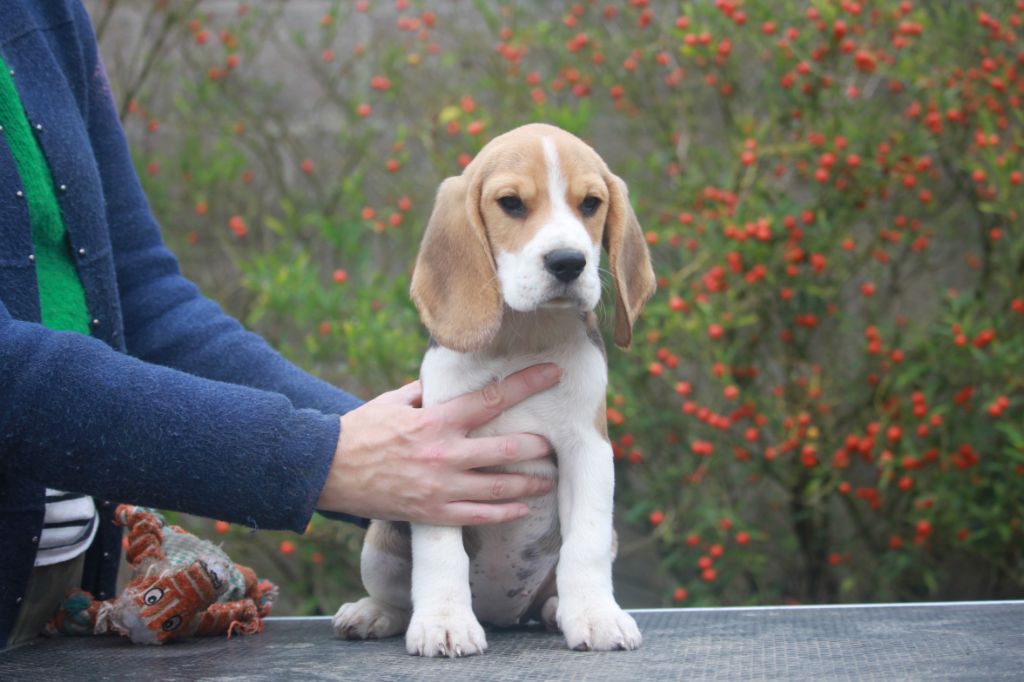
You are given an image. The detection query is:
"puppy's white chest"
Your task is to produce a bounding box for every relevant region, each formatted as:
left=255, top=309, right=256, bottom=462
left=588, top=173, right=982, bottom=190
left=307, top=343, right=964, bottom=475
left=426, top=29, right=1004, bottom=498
left=420, top=320, right=607, bottom=443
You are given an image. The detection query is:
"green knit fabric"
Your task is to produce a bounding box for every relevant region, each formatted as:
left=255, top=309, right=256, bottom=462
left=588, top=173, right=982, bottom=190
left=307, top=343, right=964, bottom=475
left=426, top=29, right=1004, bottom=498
left=0, top=57, right=89, bottom=334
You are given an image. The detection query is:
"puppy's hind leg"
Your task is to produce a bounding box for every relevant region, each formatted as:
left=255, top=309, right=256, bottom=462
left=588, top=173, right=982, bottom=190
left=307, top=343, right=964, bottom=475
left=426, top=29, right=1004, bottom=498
left=332, top=521, right=412, bottom=640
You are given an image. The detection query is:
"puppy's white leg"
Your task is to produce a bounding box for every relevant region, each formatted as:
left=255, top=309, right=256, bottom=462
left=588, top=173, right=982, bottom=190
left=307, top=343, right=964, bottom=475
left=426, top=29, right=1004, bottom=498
left=555, top=432, right=641, bottom=651
left=405, top=524, right=487, bottom=657
left=333, top=523, right=412, bottom=640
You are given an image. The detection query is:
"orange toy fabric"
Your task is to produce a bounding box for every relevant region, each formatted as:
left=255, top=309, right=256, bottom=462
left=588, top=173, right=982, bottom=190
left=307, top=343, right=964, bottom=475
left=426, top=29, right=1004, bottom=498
left=46, top=505, right=277, bottom=644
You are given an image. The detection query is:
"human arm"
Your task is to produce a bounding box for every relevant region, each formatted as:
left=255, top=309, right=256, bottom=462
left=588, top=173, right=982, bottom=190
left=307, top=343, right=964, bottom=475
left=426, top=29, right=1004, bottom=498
left=0, top=298, right=339, bottom=532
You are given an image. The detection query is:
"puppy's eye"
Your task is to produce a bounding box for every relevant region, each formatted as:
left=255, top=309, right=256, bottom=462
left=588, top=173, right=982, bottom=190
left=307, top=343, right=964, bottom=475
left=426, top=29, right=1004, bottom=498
left=498, top=195, right=526, bottom=218
left=580, top=196, right=602, bottom=217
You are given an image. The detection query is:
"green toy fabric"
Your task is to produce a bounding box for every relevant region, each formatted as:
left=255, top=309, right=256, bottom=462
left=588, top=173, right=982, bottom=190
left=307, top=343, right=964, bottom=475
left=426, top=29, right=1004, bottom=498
left=0, top=56, right=89, bottom=334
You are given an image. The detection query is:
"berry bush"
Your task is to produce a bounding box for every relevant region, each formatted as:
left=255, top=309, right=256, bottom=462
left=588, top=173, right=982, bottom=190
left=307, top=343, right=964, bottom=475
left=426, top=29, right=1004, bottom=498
left=91, top=0, right=1023, bottom=612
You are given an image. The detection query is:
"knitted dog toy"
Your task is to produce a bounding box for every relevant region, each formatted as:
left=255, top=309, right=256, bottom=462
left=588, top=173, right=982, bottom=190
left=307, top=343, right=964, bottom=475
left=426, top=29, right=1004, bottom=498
left=46, top=505, right=278, bottom=644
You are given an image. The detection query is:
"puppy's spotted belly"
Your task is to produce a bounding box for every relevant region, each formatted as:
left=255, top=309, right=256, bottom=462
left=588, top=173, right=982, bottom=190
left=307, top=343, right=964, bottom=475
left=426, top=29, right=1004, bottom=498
left=466, top=486, right=559, bottom=626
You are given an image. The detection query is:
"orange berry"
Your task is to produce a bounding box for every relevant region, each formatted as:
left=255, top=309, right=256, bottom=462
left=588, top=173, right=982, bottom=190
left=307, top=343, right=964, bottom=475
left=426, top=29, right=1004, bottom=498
left=227, top=215, right=247, bottom=238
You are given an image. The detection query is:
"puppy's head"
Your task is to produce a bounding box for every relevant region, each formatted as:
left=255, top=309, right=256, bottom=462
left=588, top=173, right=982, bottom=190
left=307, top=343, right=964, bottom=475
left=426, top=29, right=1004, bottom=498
left=411, top=123, right=655, bottom=353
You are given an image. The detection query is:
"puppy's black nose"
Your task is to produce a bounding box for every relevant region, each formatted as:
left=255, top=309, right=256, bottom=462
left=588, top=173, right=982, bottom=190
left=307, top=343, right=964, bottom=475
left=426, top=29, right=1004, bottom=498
left=544, top=249, right=587, bottom=283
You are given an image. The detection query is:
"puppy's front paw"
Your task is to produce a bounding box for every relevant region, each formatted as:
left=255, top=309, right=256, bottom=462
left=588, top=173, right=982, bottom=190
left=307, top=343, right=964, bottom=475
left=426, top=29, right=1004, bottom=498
left=405, top=607, right=487, bottom=658
left=557, top=599, right=642, bottom=651
left=332, top=597, right=409, bottom=640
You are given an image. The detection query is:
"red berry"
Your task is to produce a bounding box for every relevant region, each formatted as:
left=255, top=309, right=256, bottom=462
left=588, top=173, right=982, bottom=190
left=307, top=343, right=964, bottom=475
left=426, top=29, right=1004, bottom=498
left=227, top=215, right=247, bottom=238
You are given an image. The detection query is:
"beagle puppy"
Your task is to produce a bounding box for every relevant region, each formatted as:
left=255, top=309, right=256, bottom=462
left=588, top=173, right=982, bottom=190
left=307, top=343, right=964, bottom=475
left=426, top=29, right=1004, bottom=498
left=332, top=123, right=655, bottom=657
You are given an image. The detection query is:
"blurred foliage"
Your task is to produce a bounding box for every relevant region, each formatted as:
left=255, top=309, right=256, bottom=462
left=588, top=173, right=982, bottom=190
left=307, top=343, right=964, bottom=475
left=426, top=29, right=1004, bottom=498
left=91, top=0, right=1023, bottom=614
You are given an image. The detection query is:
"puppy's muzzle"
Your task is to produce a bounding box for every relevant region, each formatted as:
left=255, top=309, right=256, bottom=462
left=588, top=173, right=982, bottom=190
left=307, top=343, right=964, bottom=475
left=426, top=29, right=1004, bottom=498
left=544, top=249, right=587, bottom=283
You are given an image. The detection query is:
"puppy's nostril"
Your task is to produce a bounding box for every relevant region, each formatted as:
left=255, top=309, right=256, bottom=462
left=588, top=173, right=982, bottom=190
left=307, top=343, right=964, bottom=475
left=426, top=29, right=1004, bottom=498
left=544, top=249, right=587, bottom=283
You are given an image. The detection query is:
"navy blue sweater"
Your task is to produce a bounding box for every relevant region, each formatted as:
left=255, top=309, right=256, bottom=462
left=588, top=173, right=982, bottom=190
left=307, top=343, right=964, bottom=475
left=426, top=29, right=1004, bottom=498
left=0, top=1, right=364, bottom=645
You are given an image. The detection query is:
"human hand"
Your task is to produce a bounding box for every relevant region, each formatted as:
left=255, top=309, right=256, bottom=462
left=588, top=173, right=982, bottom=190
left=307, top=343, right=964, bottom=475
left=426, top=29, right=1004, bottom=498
left=317, top=363, right=561, bottom=525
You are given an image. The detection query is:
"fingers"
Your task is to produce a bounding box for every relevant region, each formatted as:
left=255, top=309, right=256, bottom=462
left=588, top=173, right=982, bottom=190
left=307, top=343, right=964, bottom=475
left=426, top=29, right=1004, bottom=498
left=440, top=363, right=562, bottom=432
left=438, top=501, right=532, bottom=526
left=449, top=433, right=552, bottom=469
left=453, top=472, right=554, bottom=504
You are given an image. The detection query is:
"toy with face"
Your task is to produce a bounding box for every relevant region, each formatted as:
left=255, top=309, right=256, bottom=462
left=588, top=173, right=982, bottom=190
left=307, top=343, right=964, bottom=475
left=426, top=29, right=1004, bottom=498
left=47, top=506, right=276, bottom=645
left=95, top=558, right=231, bottom=644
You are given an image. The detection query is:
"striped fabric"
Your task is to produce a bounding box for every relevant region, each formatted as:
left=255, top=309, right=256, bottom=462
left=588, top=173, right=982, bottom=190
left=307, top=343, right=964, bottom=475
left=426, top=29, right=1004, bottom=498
left=34, top=489, right=98, bottom=567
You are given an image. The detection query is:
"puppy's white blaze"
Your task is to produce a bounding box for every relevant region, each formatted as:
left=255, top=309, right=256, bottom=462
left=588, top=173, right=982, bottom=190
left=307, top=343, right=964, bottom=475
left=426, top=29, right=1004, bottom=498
left=542, top=137, right=570, bottom=218
left=495, top=137, right=601, bottom=312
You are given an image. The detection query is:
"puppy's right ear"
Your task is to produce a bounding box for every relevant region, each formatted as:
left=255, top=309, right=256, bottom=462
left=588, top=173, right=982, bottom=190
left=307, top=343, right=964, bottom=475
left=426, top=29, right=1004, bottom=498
left=410, top=175, right=503, bottom=352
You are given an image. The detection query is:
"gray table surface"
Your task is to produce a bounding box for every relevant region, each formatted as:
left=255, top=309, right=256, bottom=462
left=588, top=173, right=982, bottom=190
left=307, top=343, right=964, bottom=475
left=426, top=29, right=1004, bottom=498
left=2, top=601, right=1022, bottom=680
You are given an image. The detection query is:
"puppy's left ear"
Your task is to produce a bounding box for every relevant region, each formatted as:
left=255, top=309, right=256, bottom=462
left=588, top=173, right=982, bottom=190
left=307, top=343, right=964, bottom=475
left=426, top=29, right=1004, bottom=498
left=603, top=172, right=656, bottom=349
